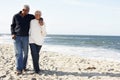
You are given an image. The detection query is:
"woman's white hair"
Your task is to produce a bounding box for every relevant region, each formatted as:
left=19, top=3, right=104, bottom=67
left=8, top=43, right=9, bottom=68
left=35, top=10, right=42, bottom=15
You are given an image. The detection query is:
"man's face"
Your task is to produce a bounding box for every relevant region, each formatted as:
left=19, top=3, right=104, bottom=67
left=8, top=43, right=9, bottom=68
left=22, top=8, right=29, bottom=15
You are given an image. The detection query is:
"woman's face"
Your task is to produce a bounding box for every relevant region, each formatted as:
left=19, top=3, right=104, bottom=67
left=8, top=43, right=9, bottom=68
left=35, top=13, right=41, bottom=20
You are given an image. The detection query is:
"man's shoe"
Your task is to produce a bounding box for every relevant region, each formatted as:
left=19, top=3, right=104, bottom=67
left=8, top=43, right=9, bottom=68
left=22, top=68, right=29, bottom=73
left=23, top=68, right=29, bottom=72
left=15, top=70, right=22, bottom=75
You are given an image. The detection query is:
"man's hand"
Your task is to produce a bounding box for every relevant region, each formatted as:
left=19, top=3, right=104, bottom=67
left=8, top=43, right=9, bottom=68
left=12, top=34, right=16, bottom=39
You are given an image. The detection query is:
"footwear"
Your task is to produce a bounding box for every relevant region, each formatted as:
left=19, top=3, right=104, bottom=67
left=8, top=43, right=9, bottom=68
left=22, top=68, right=29, bottom=73
left=23, top=68, right=29, bottom=72
left=35, top=70, right=41, bottom=74
left=15, top=70, right=22, bottom=75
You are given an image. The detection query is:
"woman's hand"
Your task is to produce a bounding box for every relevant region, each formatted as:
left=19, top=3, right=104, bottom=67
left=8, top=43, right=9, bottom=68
left=39, top=21, right=44, bottom=26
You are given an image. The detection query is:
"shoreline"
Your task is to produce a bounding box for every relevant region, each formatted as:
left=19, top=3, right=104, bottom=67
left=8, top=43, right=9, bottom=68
left=0, top=44, right=120, bottom=80
left=1, top=43, right=120, bottom=63
left=1, top=34, right=120, bottom=63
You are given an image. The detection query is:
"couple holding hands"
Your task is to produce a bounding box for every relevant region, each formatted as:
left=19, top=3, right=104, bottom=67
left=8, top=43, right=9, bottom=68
left=11, top=5, right=47, bottom=75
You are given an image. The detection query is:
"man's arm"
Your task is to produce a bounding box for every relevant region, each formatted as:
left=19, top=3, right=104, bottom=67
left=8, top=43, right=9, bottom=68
left=11, top=15, right=16, bottom=39
left=30, top=14, right=35, bottom=20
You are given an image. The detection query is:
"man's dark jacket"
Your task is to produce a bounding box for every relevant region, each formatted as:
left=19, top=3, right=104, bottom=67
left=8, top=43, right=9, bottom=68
left=11, top=11, right=35, bottom=36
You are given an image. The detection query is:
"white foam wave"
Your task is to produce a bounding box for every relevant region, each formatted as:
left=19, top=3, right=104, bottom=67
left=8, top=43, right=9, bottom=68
left=42, top=45, right=120, bottom=62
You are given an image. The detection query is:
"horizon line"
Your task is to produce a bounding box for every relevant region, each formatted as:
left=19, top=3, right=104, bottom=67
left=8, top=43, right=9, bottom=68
left=1, top=33, right=120, bottom=37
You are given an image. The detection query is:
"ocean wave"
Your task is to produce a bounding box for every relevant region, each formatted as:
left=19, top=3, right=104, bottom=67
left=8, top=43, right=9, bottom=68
left=1, top=34, right=120, bottom=62
left=42, top=45, right=120, bottom=62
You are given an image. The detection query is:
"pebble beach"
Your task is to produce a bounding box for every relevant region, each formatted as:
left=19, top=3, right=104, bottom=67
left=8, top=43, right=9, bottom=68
left=0, top=44, right=120, bottom=80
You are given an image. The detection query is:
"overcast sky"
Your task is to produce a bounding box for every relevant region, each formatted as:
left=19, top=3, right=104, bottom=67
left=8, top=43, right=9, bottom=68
left=0, top=0, right=120, bottom=35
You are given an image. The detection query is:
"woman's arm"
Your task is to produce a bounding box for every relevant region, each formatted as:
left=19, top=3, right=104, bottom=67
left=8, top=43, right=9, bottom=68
left=41, top=24, right=47, bottom=37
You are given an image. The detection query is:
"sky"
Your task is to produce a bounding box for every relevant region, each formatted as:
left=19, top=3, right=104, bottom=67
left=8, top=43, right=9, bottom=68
left=0, top=0, right=120, bottom=35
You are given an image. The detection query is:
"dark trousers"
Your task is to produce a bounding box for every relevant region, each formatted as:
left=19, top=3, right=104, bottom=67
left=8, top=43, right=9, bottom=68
left=29, top=44, right=42, bottom=73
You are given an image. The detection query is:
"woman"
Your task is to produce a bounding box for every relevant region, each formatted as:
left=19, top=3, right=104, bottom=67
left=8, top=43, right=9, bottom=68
left=29, top=10, right=47, bottom=73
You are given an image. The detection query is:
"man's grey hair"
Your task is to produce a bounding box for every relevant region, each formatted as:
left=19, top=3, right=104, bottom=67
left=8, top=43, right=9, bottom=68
left=23, top=5, right=30, bottom=10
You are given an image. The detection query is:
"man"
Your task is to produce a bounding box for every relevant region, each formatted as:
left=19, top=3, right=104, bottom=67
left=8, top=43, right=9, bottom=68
left=11, top=5, right=34, bottom=75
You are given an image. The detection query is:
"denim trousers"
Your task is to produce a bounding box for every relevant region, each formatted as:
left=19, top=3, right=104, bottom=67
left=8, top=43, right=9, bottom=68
left=29, top=43, right=42, bottom=73
left=13, top=36, right=29, bottom=71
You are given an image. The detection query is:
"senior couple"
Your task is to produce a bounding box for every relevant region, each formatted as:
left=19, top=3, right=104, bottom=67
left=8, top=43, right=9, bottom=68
left=11, top=5, right=46, bottom=75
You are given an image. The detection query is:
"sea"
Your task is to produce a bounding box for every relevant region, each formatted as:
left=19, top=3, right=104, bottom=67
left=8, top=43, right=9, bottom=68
left=1, top=34, right=120, bottom=62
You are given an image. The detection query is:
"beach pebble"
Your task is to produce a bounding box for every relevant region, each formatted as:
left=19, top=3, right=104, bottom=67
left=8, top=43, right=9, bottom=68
left=0, top=71, right=6, bottom=78
left=31, top=78, right=37, bottom=80
left=108, top=69, right=114, bottom=71
left=86, top=67, right=96, bottom=70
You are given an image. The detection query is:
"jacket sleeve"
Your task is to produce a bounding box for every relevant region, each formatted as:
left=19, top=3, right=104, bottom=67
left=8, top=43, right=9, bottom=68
left=29, top=20, right=32, bottom=36
left=11, top=15, right=16, bottom=35
left=41, top=24, right=47, bottom=37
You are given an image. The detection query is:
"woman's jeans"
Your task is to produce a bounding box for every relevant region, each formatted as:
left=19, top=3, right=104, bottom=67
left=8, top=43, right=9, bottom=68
left=13, top=36, right=29, bottom=71
left=29, top=43, right=42, bottom=73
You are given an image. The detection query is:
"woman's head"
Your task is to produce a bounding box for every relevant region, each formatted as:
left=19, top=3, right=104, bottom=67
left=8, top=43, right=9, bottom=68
left=35, top=10, right=42, bottom=20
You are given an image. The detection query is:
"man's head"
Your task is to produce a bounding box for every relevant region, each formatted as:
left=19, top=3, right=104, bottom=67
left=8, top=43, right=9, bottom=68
left=22, top=5, right=30, bottom=15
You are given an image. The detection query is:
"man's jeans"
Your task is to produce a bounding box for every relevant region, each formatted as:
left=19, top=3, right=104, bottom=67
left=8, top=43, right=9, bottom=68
left=13, top=36, right=29, bottom=71
left=29, top=44, right=42, bottom=73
